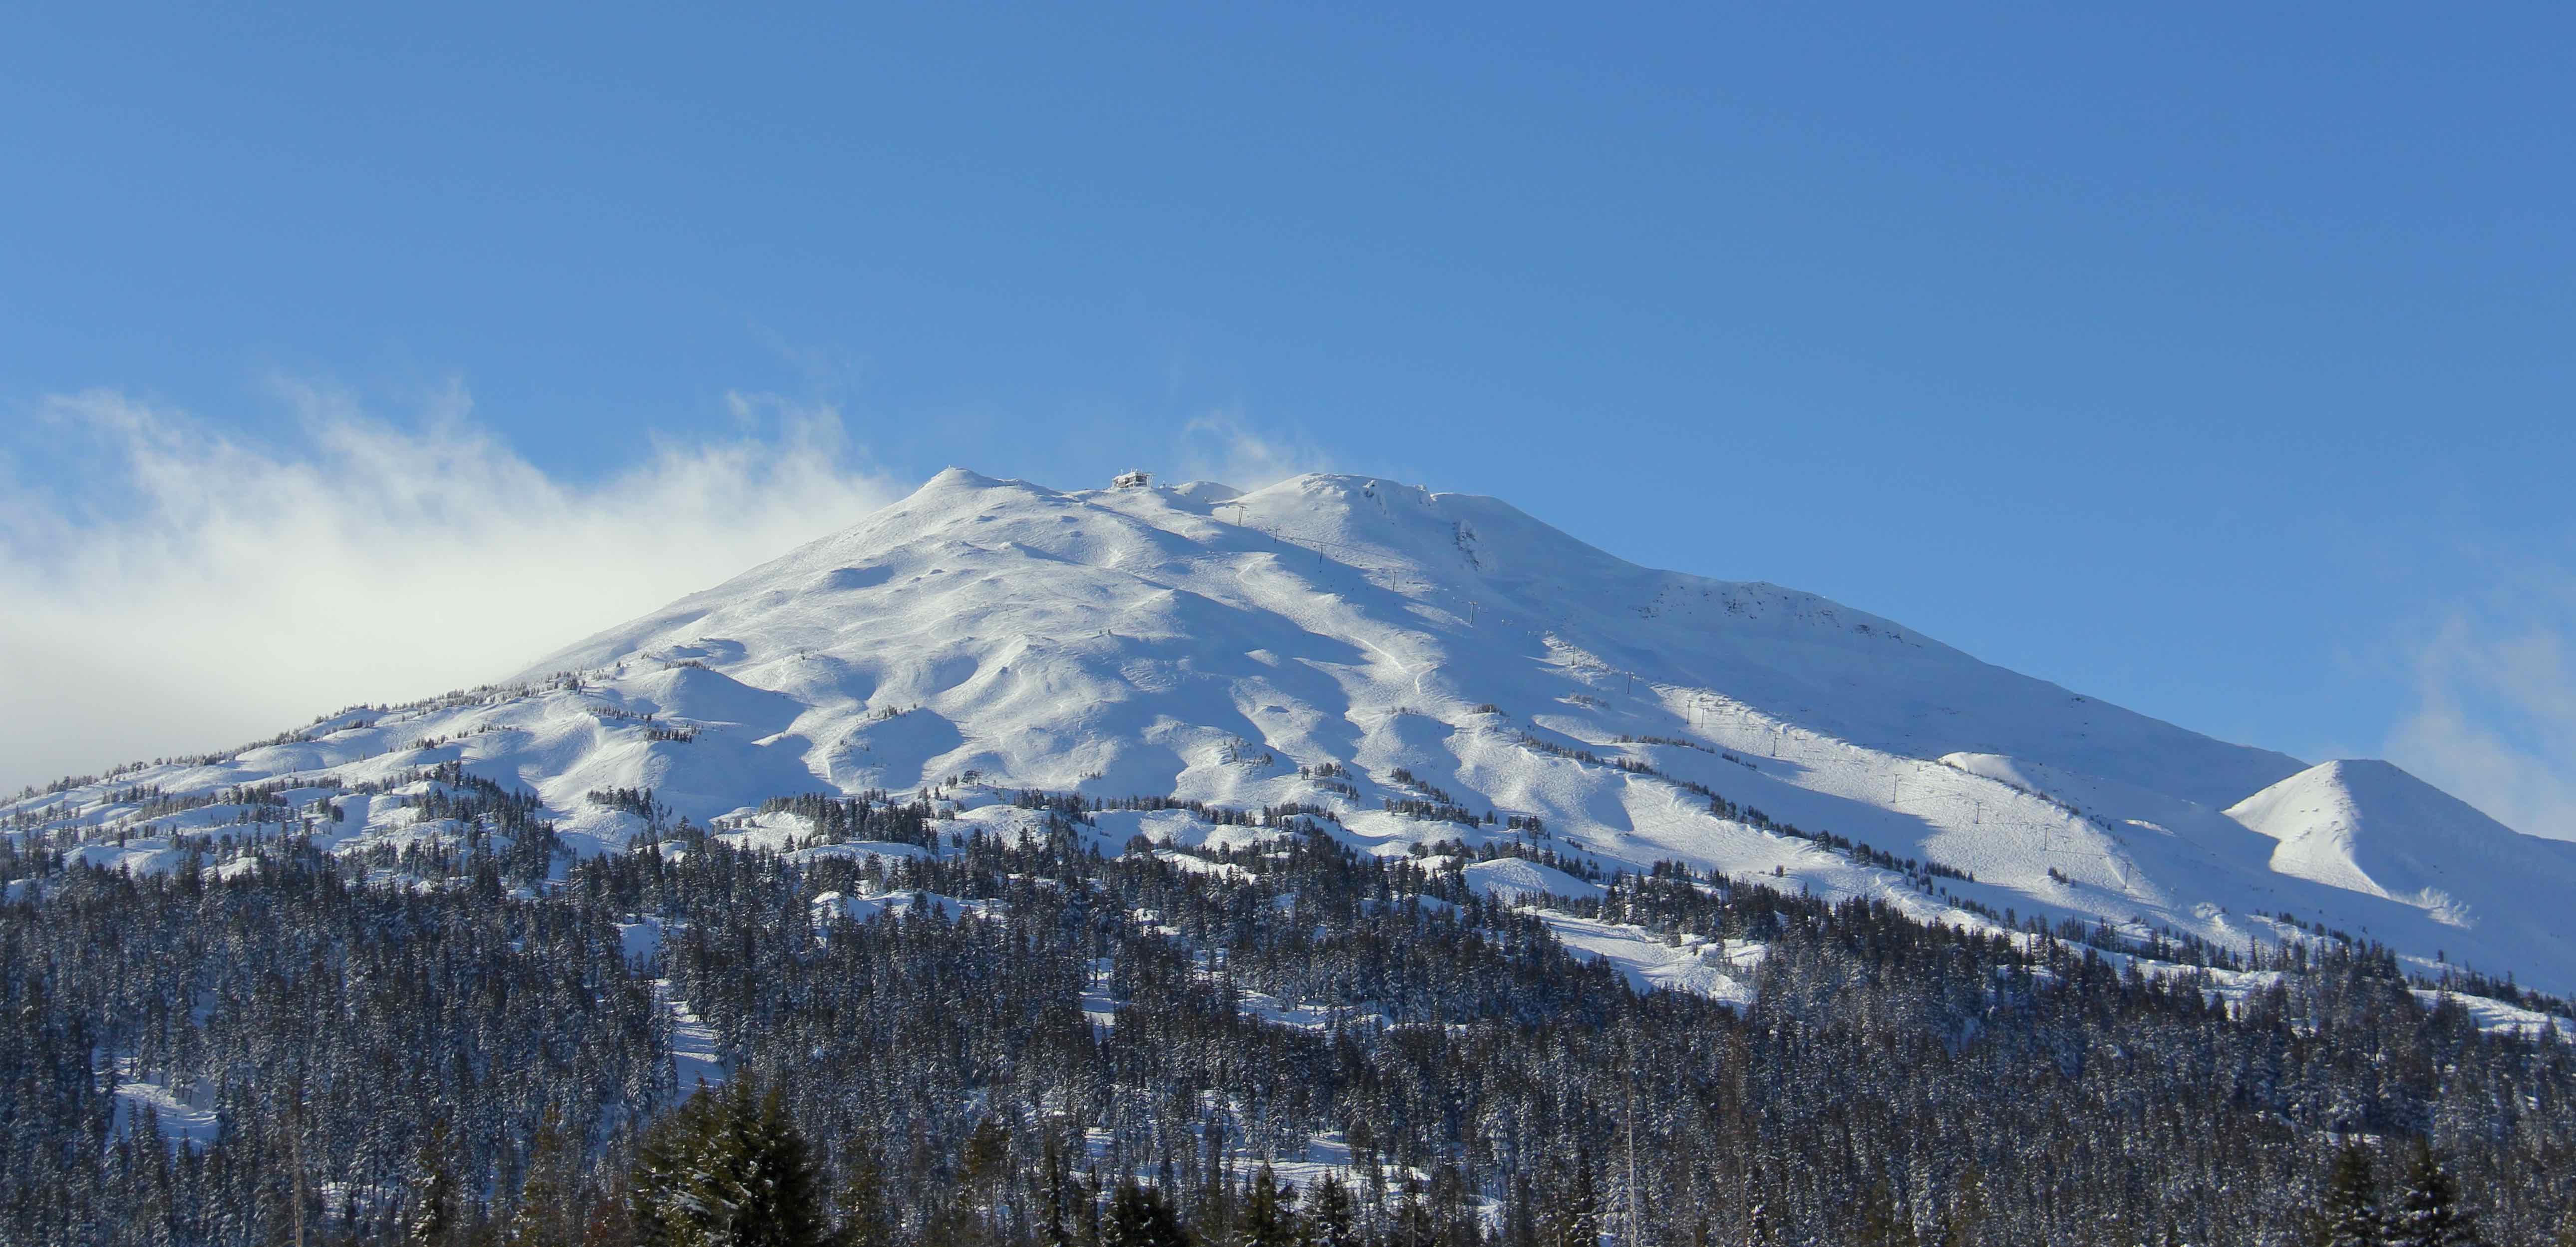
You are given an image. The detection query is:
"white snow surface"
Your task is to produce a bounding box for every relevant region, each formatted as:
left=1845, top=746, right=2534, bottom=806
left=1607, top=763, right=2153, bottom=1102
left=2228, top=761, right=2576, bottom=969
left=12, top=468, right=2575, bottom=997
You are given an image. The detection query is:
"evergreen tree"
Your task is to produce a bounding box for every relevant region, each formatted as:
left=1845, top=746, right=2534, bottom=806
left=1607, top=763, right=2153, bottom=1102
left=1500, top=1178, right=1540, bottom=1247
left=839, top=1142, right=894, bottom=1247
left=1081, top=1171, right=1108, bottom=1247
left=507, top=1106, right=579, bottom=1247
left=1199, top=1121, right=1236, bottom=1247
left=962, top=1118, right=1012, bottom=1193
left=2385, top=1139, right=2479, bottom=1247
left=739, top=1082, right=835, bottom=1247
left=1038, top=1139, right=1077, bottom=1247
left=1305, top=1176, right=1358, bottom=1247
left=1539, top=1158, right=1599, bottom=1247
left=949, top=1115, right=1013, bottom=1245
left=1853, top=1181, right=1919, bottom=1247
left=633, top=1087, right=740, bottom=1247
left=408, top=1120, right=466, bottom=1247
left=1934, top=1168, right=1985, bottom=1247
left=579, top=1181, right=637, bottom=1247
left=1106, top=1179, right=1192, bottom=1247
left=631, top=1076, right=832, bottom=1247
left=1427, top=1163, right=1477, bottom=1247
left=1740, top=1199, right=1774, bottom=1247
left=1390, top=1177, right=1437, bottom=1247
left=2316, top=1145, right=2383, bottom=1247
left=1239, top=1164, right=1298, bottom=1247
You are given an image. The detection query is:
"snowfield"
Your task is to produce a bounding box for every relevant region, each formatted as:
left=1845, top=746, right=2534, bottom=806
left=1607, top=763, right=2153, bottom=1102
left=10, top=467, right=2575, bottom=1001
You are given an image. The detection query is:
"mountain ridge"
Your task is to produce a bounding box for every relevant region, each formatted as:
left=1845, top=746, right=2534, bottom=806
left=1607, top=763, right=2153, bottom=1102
left=12, top=466, right=2573, bottom=995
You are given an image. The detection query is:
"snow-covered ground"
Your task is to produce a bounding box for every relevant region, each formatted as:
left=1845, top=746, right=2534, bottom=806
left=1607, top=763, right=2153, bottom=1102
left=12, top=467, right=2575, bottom=1002
left=1528, top=910, right=1763, bottom=1009
left=111, top=1076, right=221, bottom=1152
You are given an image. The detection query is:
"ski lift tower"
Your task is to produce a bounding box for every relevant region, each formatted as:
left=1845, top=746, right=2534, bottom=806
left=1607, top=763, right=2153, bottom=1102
left=1112, top=468, right=1153, bottom=490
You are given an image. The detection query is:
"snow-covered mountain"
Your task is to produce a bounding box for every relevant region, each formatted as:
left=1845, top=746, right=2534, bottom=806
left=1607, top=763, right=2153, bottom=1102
left=14, top=468, right=2576, bottom=995
left=2228, top=760, right=2576, bottom=969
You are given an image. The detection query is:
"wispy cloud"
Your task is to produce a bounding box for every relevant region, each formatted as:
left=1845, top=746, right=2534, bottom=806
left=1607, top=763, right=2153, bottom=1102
left=0, top=382, right=903, bottom=792
left=2383, top=561, right=2576, bottom=842
left=1176, top=407, right=1333, bottom=489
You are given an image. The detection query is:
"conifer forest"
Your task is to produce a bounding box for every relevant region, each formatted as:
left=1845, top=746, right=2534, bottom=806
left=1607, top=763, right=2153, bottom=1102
left=5, top=785, right=2571, bottom=1247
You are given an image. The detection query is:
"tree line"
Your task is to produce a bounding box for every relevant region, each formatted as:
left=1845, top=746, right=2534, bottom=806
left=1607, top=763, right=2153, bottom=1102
left=4, top=797, right=2574, bottom=1245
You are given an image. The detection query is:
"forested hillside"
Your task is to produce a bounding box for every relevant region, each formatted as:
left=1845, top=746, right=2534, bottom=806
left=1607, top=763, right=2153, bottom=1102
left=7, top=789, right=2570, bottom=1246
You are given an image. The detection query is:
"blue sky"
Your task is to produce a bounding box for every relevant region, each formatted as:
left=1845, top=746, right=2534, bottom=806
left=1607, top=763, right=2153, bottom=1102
left=4, top=4, right=2572, bottom=836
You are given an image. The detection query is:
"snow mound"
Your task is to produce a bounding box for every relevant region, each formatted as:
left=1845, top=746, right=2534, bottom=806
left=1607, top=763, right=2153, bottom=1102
left=1461, top=857, right=1606, bottom=904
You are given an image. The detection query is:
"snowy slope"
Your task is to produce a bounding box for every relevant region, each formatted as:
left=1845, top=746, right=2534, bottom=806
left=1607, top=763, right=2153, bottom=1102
left=2228, top=761, right=2576, bottom=965
left=10, top=468, right=2572, bottom=995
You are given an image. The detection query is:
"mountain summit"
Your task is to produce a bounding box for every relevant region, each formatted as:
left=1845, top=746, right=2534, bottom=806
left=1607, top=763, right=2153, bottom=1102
left=524, top=467, right=2303, bottom=805
left=2230, top=760, right=2576, bottom=951
left=17, top=468, right=2575, bottom=993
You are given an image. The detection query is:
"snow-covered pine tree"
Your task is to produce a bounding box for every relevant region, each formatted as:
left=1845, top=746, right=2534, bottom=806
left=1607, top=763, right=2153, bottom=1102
left=1037, top=1138, right=1078, bottom=1247
left=1539, top=1152, right=1599, bottom=1247
left=505, top=1105, right=577, bottom=1247
left=1852, top=1180, right=1921, bottom=1247
left=736, top=1082, right=834, bottom=1247
left=2317, top=1145, right=2384, bottom=1247
left=1238, top=1163, right=1298, bottom=1247
left=2385, top=1138, right=2480, bottom=1247
left=1106, top=1178, right=1189, bottom=1247
left=631, top=1085, right=742, bottom=1247
left=405, top=1120, right=465, bottom=1247
left=957, top=1114, right=1014, bottom=1238
left=1933, top=1167, right=1986, bottom=1247
left=1305, top=1175, right=1359, bottom=1247
left=840, top=1141, right=894, bottom=1247
left=631, top=1076, right=831, bottom=1247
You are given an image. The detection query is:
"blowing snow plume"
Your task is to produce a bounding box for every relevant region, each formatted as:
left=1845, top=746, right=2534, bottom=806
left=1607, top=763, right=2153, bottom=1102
left=0, top=383, right=902, bottom=791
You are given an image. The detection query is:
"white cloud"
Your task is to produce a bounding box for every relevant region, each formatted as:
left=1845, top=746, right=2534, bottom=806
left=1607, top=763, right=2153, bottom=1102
left=2383, top=565, right=2576, bottom=842
left=1176, top=408, right=1333, bottom=489
left=0, top=383, right=904, bottom=793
